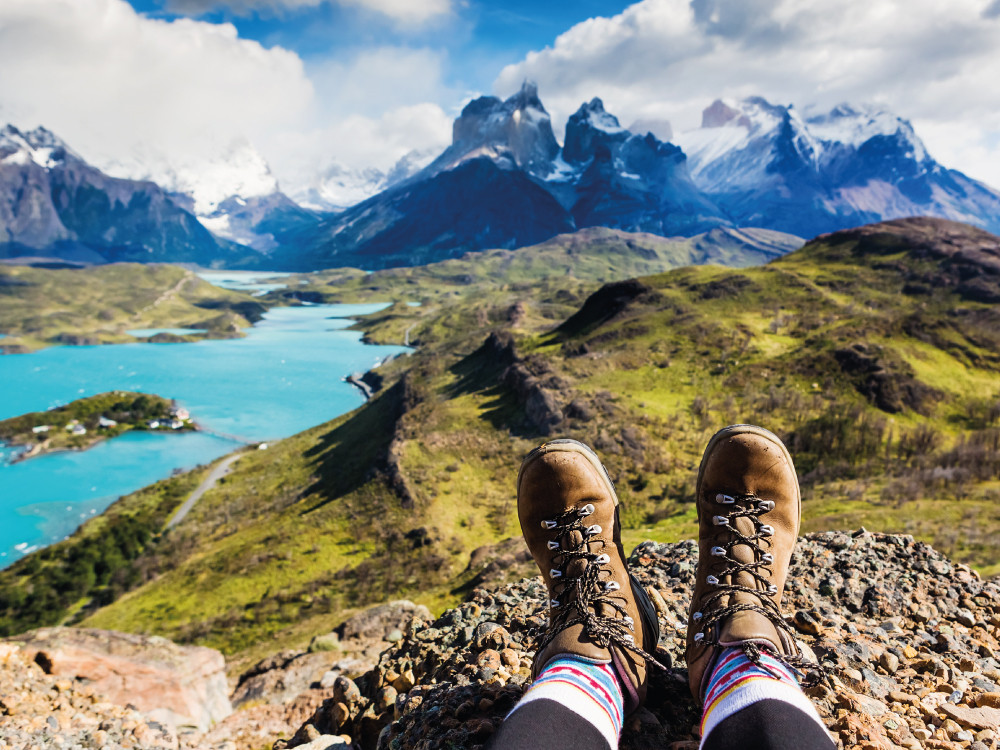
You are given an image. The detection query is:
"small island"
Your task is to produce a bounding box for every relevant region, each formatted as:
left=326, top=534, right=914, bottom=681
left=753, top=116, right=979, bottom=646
left=0, top=392, right=197, bottom=461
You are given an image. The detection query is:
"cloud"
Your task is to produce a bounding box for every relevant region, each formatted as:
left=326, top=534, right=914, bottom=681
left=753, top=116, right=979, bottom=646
left=0, top=0, right=313, bottom=169
left=307, top=47, right=451, bottom=118
left=0, top=0, right=453, bottom=197
left=495, top=0, right=1000, bottom=187
left=165, top=0, right=452, bottom=24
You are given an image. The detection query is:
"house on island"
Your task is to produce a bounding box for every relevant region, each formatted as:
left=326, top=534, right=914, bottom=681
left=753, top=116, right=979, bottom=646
left=171, top=407, right=190, bottom=421
left=31, top=425, right=51, bottom=434
left=148, top=420, right=160, bottom=429
left=70, top=424, right=87, bottom=436
left=168, top=419, right=184, bottom=429
left=98, top=416, right=118, bottom=428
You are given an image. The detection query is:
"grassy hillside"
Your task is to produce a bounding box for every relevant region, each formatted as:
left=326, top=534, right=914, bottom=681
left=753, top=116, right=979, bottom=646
left=7, top=217, right=1000, bottom=675
left=0, top=263, right=266, bottom=352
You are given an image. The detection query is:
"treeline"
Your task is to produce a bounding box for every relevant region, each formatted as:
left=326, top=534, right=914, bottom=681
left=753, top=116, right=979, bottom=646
left=0, top=472, right=196, bottom=636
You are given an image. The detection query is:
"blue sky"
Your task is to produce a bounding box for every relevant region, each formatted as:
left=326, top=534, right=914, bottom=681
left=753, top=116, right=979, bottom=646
left=122, top=0, right=633, bottom=96
left=1, top=0, right=999, bottom=204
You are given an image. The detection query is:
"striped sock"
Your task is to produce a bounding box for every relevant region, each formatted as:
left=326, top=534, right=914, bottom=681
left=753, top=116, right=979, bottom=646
left=700, top=647, right=827, bottom=746
left=507, top=655, right=623, bottom=749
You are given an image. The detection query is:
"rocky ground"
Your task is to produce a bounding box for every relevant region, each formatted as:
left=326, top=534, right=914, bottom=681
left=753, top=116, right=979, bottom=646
left=280, top=531, right=1000, bottom=750
left=3, top=531, right=999, bottom=750
left=0, top=642, right=177, bottom=749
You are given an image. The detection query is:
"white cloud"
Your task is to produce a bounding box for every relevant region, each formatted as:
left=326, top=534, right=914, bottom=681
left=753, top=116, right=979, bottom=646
left=0, top=0, right=453, bottom=199
left=495, top=0, right=1000, bottom=187
left=166, top=0, right=452, bottom=24
left=0, top=0, right=313, bottom=172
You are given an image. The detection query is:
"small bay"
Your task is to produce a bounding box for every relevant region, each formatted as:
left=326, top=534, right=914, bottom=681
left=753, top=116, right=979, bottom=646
left=0, top=303, right=408, bottom=565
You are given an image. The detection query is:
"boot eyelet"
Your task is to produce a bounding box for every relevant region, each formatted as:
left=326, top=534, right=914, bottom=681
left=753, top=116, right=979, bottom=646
left=550, top=569, right=562, bottom=578
left=624, top=634, right=634, bottom=643
left=541, top=520, right=557, bottom=529
left=760, top=524, right=774, bottom=536
left=711, top=546, right=726, bottom=557
left=693, top=611, right=703, bottom=621
left=624, top=616, right=634, bottom=626
left=716, top=493, right=735, bottom=504
left=758, top=500, right=775, bottom=512
left=593, top=553, right=611, bottom=565
left=550, top=599, right=560, bottom=608
left=547, top=540, right=560, bottom=550
left=586, top=524, right=602, bottom=536
left=706, top=575, right=719, bottom=586
left=694, top=632, right=705, bottom=642
left=762, top=553, right=774, bottom=563
left=604, top=581, right=621, bottom=592
left=578, top=503, right=595, bottom=516
left=767, top=584, right=779, bottom=595
left=712, top=516, right=729, bottom=526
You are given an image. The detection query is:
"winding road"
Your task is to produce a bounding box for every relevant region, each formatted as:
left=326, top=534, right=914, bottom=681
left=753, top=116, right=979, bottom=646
left=166, top=451, right=244, bottom=529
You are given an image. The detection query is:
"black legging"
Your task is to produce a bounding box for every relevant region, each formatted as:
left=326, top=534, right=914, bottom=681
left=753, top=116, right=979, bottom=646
left=489, top=697, right=836, bottom=750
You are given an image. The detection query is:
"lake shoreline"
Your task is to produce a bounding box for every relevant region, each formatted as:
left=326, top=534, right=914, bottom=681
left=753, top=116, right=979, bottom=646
left=4, top=424, right=202, bottom=466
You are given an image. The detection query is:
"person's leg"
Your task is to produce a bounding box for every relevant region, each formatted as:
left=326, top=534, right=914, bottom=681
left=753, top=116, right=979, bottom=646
left=699, top=648, right=832, bottom=749
left=490, top=439, right=665, bottom=750
left=685, top=425, right=835, bottom=750
left=491, top=655, right=622, bottom=750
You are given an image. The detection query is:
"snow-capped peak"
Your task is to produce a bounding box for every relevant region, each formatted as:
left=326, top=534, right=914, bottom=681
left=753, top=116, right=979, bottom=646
left=574, top=98, right=626, bottom=134
left=0, top=124, right=79, bottom=169
left=805, top=103, right=928, bottom=162
left=99, top=138, right=279, bottom=217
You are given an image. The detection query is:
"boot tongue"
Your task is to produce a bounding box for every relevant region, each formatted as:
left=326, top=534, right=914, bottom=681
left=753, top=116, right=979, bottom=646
left=717, top=610, right=783, bottom=654
left=725, top=516, right=760, bottom=591
left=563, top=529, right=588, bottom=580
left=717, top=516, right=784, bottom=654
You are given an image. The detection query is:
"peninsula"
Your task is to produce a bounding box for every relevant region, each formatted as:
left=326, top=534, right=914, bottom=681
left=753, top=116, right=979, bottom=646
left=0, top=391, right=196, bottom=461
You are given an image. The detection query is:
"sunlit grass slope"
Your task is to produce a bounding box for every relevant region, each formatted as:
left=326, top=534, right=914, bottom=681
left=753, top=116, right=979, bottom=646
left=0, top=263, right=265, bottom=351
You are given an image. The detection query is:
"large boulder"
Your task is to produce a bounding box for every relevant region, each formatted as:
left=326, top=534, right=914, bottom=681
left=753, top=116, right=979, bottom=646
left=9, top=627, right=231, bottom=732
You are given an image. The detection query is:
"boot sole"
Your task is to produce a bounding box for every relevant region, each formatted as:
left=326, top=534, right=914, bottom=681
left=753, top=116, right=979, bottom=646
left=516, top=438, right=619, bottom=507
left=695, top=424, right=801, bottom=532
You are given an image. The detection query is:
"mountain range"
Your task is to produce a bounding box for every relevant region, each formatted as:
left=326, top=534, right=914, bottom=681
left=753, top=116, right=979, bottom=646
left=0, top=125, right=256, bottom=267
left=3, top=86, right=1000, bottom=270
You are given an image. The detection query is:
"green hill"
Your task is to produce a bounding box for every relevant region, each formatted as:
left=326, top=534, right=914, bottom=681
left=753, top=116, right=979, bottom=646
left=0, top=263, right=267, bottom=352
left=3, top=216, right=998, bottom=675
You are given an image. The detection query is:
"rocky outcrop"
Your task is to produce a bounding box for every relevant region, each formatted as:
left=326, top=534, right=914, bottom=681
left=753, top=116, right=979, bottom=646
left=0, top=641, right=177, bottom=749
left=337, top=601, right=433, bottom=644
left=9, top=627, right=231, bottom=733
left=557, top=278, right=651, bottom=337
left=833, top=342, right=942, bottom=415
left=281, top=531, right=1000, bottom=750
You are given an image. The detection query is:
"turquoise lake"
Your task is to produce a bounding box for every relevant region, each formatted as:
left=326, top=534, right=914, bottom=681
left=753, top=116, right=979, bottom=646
left=0, top=303, right=409, bottom=566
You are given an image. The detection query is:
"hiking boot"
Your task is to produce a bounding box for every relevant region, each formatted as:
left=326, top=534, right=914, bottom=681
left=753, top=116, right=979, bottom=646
left=518, top=439, right=663, bottom=713
left=686, top=424, right=809, bottom=701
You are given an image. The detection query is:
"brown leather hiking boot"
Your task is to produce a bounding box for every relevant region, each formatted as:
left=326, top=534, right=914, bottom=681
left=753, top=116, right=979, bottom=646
left=686, top=424, right=811, bottom=701
left=518, top=439, right=663, bottom=713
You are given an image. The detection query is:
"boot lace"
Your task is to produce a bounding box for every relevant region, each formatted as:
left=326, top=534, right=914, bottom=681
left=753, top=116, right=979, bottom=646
left=534, top=503, right=666, bottom=671
left=692, top=492, right=824, bottom=687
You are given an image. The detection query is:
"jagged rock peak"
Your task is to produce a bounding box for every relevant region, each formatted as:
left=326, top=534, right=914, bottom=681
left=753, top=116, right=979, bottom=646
left=701, top=99, right=750, bottom=129
left=563, top=97, right=630, bottom=164
left=0, top=123, right=76, bottom=166
left=446, top=80, right=559, bottom=177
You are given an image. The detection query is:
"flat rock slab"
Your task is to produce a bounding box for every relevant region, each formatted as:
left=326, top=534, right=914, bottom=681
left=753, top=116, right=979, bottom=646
left=940, top=702, right=1000, bottom=730
left=7, top=627, right=231, bottom=732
